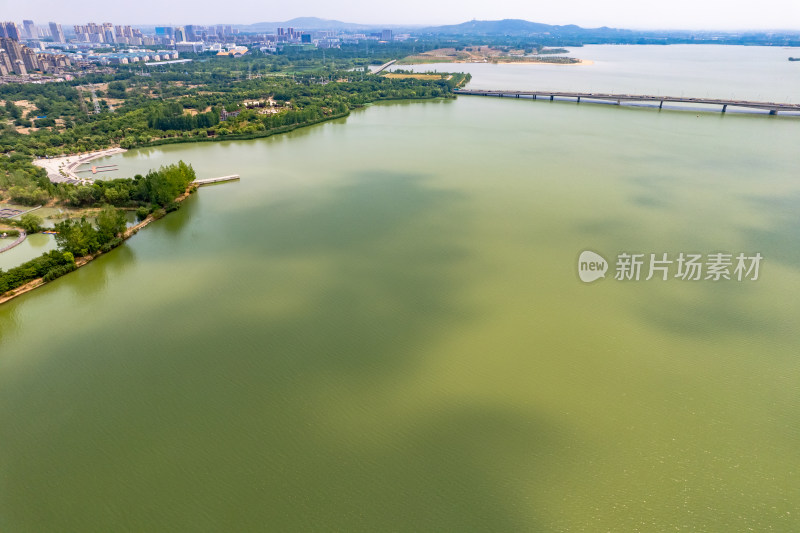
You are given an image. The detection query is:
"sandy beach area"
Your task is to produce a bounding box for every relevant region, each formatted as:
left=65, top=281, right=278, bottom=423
left=33, top=148, right=127, bottom=185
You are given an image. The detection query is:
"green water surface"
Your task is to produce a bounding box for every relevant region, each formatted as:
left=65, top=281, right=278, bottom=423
left=1, top=94, right=799, bottom=531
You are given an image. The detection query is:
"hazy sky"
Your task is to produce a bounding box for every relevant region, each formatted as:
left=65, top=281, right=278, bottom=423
left=2, top=0, right=799, bottom=30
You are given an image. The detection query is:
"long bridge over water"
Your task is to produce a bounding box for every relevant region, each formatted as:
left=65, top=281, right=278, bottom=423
left=454, top=89, right=800, bottom=116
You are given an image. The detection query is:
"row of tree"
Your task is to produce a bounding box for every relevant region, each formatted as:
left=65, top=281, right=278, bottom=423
left=53, top=160, right=196, bottom=208
left=147, top=102, right=220, bottom=131
left=54, top=206, right=126, bottom=257
left=0, top=206, right=126, bottom=294
left=0, top=250, right=75, bottom=294
left=0, top=161, right=197, bottom=295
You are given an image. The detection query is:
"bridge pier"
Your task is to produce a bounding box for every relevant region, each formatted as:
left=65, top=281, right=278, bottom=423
left=769, top=109, right=777, bottom=115
left=550, top=95, right=554, bottom=101
left=722, top=104, right=727, bottom=113
left=533, top=94, right=536, bottom=100
left=577, top=96, right=581, bottom=103
left=659, top=101, right=663, bottom=109
left=516, top=94, right=519, bottom=98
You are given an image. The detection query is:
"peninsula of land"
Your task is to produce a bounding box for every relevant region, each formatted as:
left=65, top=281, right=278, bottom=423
left=399, top=46, right=587, bottom=65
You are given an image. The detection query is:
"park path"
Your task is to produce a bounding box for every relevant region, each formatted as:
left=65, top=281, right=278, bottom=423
left=0, top=230, right=27, bottom=254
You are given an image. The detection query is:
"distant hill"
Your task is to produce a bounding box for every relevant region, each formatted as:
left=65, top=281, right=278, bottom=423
left=172, top=17, right=798, bottom=46
left=419, top=19, right=633, bottom=38
left=238, top=17, right=410, bottom=33
left=237, top=18, right=627, bottom=37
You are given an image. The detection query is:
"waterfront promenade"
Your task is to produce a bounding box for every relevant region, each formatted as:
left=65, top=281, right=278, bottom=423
left=0, top=230, right=26, bottom=254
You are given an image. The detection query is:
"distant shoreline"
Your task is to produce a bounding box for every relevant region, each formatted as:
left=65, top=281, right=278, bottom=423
left=499, top=59, right=595, bottom=66
left=399, top=58, right=590, bottom=66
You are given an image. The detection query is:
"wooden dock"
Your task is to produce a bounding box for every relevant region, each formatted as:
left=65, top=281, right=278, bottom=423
left=193, top=175, right=240, bottom=186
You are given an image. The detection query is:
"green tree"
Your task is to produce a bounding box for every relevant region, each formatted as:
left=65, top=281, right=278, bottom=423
left=144, top=160, right=196, bottom=206
left=54, top=218, right=100, bottom=257
left=95, top=206, right=126, bottom=243
left=18, top=213, right=43, bottom=233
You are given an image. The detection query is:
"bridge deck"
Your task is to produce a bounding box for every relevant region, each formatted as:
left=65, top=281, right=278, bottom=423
left=373, top=59, right=397, bottom=74
left=454, top=89, right=800, bottom=114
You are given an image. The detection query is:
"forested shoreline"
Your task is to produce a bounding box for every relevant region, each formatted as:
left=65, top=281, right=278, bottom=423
left=0, top=45, right=470, bottom=303
left=0, top=162, right=197, bottom=300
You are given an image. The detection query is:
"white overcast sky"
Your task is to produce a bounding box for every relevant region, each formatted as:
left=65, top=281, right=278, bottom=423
left=2, top=0, right=799, bottom=30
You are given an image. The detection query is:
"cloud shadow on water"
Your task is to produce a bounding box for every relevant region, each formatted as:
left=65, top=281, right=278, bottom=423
left=737, top=191, right=800, bottom=271
left=0, top=170, right=560, bottom=531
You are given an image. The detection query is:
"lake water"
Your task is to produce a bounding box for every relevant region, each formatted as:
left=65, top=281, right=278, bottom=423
left=395, top=44, right=800, bottom=103
left=1, top=45, right=799, bottom=531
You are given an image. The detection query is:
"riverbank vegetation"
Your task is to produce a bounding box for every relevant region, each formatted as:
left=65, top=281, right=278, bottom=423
left=54, top=206, right=127, bottom=256
left=0, top=249, right=76, bottom=295
left=1, top=48, right=469, bottom=209
left=0, top=161, right=196, bottom=299
left=0, top=44, right=469, bottom=300
left=56, top=160, right=197, bottom=209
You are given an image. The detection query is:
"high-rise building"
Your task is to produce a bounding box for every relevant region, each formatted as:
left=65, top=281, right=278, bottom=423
left=381, top=29, right=393, bottom=41
left=13, top=59, right=27, bottom=75
left=48, top=22, right=65, bottom=43
left=112, top=25, right=134, bottom=43
left=23, top=20, right=36, bottom=39
left=21, top=46, right=40, bottom=70
left=0, top=22, right=21, bottom=41
left=174, top=26, right=186, bottom=42
left=0, top=49, right=11, bottom=75
left=185, top=25, right=197, bottom=41
left=101, top=22, right=113, bottom=42
left=0, top=37, right=23, bottom=62
left=36, top=51, right=71, bottom=72
left=0, top=36, right=35, bottom=74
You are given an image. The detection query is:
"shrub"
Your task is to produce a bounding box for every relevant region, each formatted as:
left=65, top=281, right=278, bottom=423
left=43, top=262, right=77, bottom=282
left=136, top=206, right=151, bottom=221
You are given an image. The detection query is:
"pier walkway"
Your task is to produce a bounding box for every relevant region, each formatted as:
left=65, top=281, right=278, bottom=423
left=373, top=60, right=397, bottom=74
left=0, top=230, right=26, bottom=254
left=193, top=175, right=240, bottom=186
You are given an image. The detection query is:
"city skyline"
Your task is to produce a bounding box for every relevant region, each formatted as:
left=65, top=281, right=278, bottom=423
left=2, top=0, right=800, bottom=31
